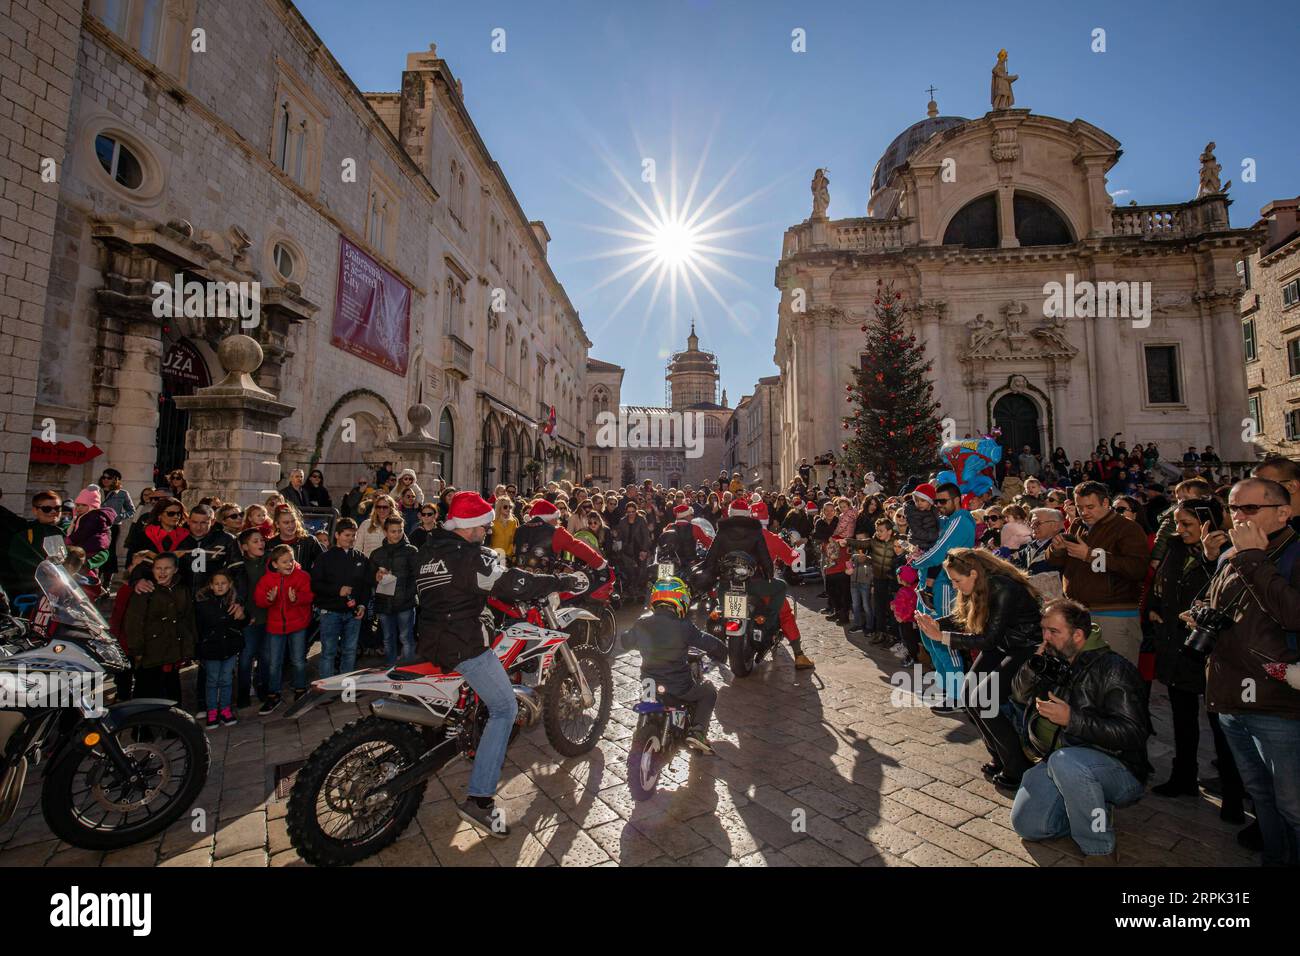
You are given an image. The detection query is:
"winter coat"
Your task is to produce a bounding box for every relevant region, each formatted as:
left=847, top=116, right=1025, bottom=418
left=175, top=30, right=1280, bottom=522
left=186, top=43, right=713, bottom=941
left=1048, top=508, right=1150, bottom=610
left=903, top=500, right=940, bottom=552
left=227, top=555, right=270, bottom=627
left=368, top=538, right=419, bottom=614
left=620, top=607, right=728, bottom=697
left=194, top=592, right=244, bottom=660
left=309, top=547, right=373, bottom=614
left=253, top=565, right=314, bottom=635
left=124, top=581, right=197, bottom=668
left=1147, top=538, right=1214, bottom=693
left=936, top=573, right=1041, bottom=657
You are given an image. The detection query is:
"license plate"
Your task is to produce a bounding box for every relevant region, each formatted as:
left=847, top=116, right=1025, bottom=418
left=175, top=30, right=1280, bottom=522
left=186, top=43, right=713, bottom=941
left=724, top=594, right=748, bottom=619
left=657, top=562, right=675, bottom=579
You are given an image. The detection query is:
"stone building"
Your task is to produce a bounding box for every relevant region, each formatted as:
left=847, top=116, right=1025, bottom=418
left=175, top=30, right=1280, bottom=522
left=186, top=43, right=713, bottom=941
left=587, top=325, right=732, bottom=489
left=1240, top=198, right=1300, bottom=454
left=724, top=375, right=781, bottom=488
left=3, top=1, right=589, bottom=504
left=774, top=65, right=1260, bottom=482
left=583, top=356, right=623, bottom=485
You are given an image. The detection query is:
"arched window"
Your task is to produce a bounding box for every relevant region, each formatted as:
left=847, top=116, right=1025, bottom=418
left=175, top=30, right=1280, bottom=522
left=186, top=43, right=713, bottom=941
left=486, top=306, right=500, bottom=368
left=505, top=324, right=517, bottom=381
left=1014, top=192, right=1074, bottom=246
left=703, top=416, right=721, bottom=438
left=943, top=194, right=1000, bottom=248
left=519, top=340, right=529, bottom=389
left=437, top=408, right=454, bottom=483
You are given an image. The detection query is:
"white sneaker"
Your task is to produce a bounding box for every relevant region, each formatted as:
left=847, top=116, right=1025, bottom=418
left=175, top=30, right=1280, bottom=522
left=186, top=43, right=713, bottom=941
left=888, top=642, right=907, bottom=659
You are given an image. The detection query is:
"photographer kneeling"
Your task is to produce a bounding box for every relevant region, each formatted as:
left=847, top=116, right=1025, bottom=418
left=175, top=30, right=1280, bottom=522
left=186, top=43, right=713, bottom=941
left=1009, top=598, right=1152, bottom=862
left=1198, top=477, right=1300, bottom=866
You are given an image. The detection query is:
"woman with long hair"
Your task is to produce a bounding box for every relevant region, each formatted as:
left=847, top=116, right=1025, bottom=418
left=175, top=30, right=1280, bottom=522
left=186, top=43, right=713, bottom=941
left=915, top=548, right=1042, bottom=789
left=1146, top=497, right=1244, bottom=819
left=271, top=502, right=324, bottom=574
left=358, top=493, right=398, bottom=556
left=128, top=496, right=191, bottom=556
left=489, top=496, right=518, bottom=558
left=304, top=469, right=332, bottom=508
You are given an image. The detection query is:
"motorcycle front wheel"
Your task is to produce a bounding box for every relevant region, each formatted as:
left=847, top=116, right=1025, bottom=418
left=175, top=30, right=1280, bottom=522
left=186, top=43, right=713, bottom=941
left=543, top=646, right=614, bottom=756
left=41, top=707, right=209, bottom=851
left=286, top=716, right=430, bottom=866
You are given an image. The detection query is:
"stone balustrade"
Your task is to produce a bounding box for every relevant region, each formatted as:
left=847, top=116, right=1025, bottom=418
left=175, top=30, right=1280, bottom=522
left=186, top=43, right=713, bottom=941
left=1111, top=204, right=1186, bottom=239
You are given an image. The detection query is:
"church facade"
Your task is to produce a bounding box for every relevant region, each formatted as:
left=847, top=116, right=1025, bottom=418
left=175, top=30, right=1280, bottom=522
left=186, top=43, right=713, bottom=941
left=774, top=60, right=1260, bottom=482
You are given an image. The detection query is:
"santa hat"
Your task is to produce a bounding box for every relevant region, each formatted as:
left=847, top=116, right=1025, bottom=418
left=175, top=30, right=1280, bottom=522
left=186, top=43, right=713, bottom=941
left=912, top=482, right=937, bottom=504
left=75, top=485, right=102, bottom=509
left=442, top=491, right=496, bottom=530
left=673, top=503, right=692, bottom=519
left=529, top=499, right=561, bottom=523
left=751, top=501, right=769, bottom=526
left=728, top=498, right=751, bottom=517
left=806, top=500, right=818, bottom=511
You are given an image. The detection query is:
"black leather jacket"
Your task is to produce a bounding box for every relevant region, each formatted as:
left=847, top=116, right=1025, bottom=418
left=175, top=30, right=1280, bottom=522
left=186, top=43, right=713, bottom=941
left=414, top=529, right=569, bottom=670
left=1012, top=634, right=1153, bottom=782
left=696, top=516, right=773, bottom=589
left=938, top=573, right=1041, bottom=657
left=656, top=520, right=698, bottom=570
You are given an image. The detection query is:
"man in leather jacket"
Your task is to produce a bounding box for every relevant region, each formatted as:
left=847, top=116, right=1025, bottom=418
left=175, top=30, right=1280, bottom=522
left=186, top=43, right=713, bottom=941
left=414, top=492, right=585, bottom=838
left=656, top=503, right=713, bottom=570
left=1008, top=598, right=1152, bottom=862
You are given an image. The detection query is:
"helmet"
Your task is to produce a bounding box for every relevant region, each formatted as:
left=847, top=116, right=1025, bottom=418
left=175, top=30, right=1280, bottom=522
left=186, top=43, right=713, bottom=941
left=649, top=575, right=690, bottom=618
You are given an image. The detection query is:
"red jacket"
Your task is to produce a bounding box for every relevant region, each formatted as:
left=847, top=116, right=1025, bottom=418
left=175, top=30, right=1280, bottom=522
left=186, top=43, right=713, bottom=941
left=551, top=525, right=607, bottom=570
left=254, top=565, right=314, bottom=634
left=761, top=528, right=799, bottom=567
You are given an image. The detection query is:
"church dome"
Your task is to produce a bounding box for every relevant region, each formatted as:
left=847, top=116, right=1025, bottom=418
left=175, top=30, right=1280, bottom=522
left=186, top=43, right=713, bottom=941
left=868, top=114, right=969, bottom=202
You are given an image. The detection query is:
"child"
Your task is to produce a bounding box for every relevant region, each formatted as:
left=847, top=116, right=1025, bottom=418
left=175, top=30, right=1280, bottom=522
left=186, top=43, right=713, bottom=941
left=124, top=552, right=197, bottom=704
left=904, top=483, right=941, bottom=554
left=253, top=543, right=314, bottom=716
left=195, top=569, right=245, bottom=728
left=619, top=577, right=728, bottom=753
left=868, top=519, right=903, bottom=646
left=848, top=536, right=874, bottom=635
left=109, top=549, right=156, bottom=701
left=889, top=564, right=920, bottom=667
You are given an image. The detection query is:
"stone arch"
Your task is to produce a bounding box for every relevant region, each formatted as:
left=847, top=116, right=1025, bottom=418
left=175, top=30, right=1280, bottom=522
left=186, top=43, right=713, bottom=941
left=434, top=403, right=456, bottom=485
left=986, top=375, right=1055, bottom=459
left=1012, top=189, right=1075, bottom=246
left=481, top=415, right=502, bottom=493
left=312, top=388, right=400, bottom=477
left=942, top=192, right=1000, bottom=248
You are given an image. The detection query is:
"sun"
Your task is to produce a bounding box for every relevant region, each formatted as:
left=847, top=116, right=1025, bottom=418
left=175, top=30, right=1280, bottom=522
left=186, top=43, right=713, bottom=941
left=650, top=217, right=700, bottom=268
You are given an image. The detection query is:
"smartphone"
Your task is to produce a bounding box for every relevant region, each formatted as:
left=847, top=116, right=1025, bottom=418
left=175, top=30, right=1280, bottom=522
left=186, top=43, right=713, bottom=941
left=1060, top=533, right=1080, bottom=545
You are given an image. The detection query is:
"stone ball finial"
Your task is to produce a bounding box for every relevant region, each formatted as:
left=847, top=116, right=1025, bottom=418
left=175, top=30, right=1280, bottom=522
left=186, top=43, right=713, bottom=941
left=407, top=402, right=433, bottom=430
left=218, top=334, right=264, bottom=375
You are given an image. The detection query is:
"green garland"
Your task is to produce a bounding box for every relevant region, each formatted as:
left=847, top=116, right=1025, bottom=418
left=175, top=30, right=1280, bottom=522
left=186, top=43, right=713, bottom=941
left=310, top=388, right=401, bottom=468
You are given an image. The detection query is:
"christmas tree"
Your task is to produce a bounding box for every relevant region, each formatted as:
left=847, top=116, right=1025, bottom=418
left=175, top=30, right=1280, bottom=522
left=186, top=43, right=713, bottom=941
left=841, top=279, right=943, bottom=490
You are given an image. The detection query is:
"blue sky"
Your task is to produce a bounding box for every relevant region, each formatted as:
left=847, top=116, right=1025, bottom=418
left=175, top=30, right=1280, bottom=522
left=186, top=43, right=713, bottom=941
left=298, top=0, right=1299, bottom=406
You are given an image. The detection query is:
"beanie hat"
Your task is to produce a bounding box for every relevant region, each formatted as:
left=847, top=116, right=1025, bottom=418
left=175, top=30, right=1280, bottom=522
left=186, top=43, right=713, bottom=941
left=529, top=499, right=561, bottom=522
left=728, top=498, right=751, bottom=517
left=912, top=482, right=937, bottom=505
left=76, top=485, right=102, bottom=509
left=442, top=491, right=495, bottom=530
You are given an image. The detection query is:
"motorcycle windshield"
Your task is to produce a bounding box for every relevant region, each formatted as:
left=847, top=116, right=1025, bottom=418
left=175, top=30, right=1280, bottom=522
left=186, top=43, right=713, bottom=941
left=35, top=560, right=110, bottom=631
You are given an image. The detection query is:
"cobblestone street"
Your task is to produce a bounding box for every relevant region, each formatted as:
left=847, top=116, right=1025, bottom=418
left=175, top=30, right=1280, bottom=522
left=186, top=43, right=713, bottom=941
left=0, top=586, right=1257, bottom=868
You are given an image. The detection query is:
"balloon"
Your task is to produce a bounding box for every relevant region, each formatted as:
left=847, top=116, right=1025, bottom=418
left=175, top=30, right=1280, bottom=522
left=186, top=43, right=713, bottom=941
left=939, top=437, right=1003, bottom=495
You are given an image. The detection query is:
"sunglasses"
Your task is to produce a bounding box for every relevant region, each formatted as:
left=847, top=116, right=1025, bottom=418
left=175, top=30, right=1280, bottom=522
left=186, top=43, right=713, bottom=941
left=225, top=511, right=244, bottom=519
left=420, top=511, right=436, bottom=518
left=1227, top=503, right=1284, bottom=515
left=1114, top=506, right=1133, bottom=514
left=36, top=504, right=60, bottom=514
left=374, top=504, right=392, bottom=511
left=935, top=498, right=954, bottom=506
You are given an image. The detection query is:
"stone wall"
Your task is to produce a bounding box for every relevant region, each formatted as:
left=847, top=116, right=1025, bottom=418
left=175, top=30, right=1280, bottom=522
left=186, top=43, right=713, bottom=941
left=0, top=0, right=81, bottom=501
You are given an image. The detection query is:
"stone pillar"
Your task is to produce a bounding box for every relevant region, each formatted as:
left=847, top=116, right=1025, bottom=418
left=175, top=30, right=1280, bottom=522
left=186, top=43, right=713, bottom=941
left=105, top=318, right=165, bottom=492
left=1204, top=293, right=1252, bottom=459
left=173, top=335, right=293, bottom=507
left=997, top=185, right=1019, bottom=248
left=387, top=403, right=443, bottom=495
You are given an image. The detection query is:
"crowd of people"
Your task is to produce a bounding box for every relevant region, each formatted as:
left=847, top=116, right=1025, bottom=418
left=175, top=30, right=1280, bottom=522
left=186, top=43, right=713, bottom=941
left=1, top=434, right=1297, bottom=865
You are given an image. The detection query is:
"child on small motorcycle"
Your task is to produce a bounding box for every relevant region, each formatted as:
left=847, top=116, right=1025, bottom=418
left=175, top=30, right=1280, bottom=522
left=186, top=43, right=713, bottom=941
left=619, top=577, right=728, bottom=754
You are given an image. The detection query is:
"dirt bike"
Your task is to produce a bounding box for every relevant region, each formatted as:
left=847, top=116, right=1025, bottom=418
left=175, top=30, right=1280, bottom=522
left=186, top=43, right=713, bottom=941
left=493, top=566, right=618, bottom=658
left=0, top=541, right=209, bottom=850
left=701, top=551, right=784, bottom=678
left=284, top=590, right=614, bottom=866
left=627, top=650, right=729, bottom=801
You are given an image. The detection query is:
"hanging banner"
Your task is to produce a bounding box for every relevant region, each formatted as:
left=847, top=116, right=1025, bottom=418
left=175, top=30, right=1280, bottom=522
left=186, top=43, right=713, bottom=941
left=331, top=235, right=411, bottom=375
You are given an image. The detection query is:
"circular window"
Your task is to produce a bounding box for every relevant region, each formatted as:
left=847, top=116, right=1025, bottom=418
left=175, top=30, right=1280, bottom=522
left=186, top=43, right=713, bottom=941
left=94, top=134, right=143, bottom=189
left=273, top=242, right=296, bottom=280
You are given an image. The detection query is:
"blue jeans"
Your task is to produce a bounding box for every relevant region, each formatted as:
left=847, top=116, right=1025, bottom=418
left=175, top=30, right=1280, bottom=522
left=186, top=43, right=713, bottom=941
left=456, top=648, right=518, bottom=800
left=204, top=656, right=237, bottom=712
left=1010, top=746, right=1145, bottom=855
left=379, top=608, right=417, bottom=666
left=238, top=623, right=266, bottom=700
left=318, top=610, right=363, bottom=679
left=850, top=581, right=873, bottom=631
left=1218, top=711, right=1300, bottom=865
left=264, top=628, right=308, bottom=696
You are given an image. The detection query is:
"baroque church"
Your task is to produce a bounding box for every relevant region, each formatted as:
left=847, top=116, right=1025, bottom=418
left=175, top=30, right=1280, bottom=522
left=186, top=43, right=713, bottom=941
left=774, top=54, right=1259, bottom=480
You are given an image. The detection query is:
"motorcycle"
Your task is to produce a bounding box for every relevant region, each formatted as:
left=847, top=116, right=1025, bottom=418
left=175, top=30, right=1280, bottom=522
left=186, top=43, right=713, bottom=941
left=284, top=589, right=614, bottom=866
left=0, top=541, right=209, bottom=850
left=495, top=563, right=618, bottom=658
left=627, top=650, right=729, bottom=801
left=701, top=551, right=783, bottom=678
left=778, top=528, right=818, bottom=585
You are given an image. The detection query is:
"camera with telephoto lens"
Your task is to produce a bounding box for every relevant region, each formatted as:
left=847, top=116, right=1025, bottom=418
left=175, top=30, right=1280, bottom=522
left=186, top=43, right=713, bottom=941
left=1024, top=650, right=1072, bottom=699
left=1183, top=603, right=1240, bottom=658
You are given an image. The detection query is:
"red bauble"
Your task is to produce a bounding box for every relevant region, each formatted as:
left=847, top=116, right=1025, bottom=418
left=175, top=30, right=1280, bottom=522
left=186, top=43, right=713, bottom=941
left=895, top=292, right=901, bottom=300
left=841, top=443, right=848, bottom=451
left=861, top=325, right=868, bottom=332
left=888, top=431, right=895, bottom=437
left=874, top=298, right=880, bottom=305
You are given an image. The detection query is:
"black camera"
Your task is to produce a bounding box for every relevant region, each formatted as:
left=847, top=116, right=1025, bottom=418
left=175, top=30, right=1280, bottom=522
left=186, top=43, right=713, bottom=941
left=1183, top=603, right=1239, bottom=657
left=1024, top=650, right=1072, bottom=699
